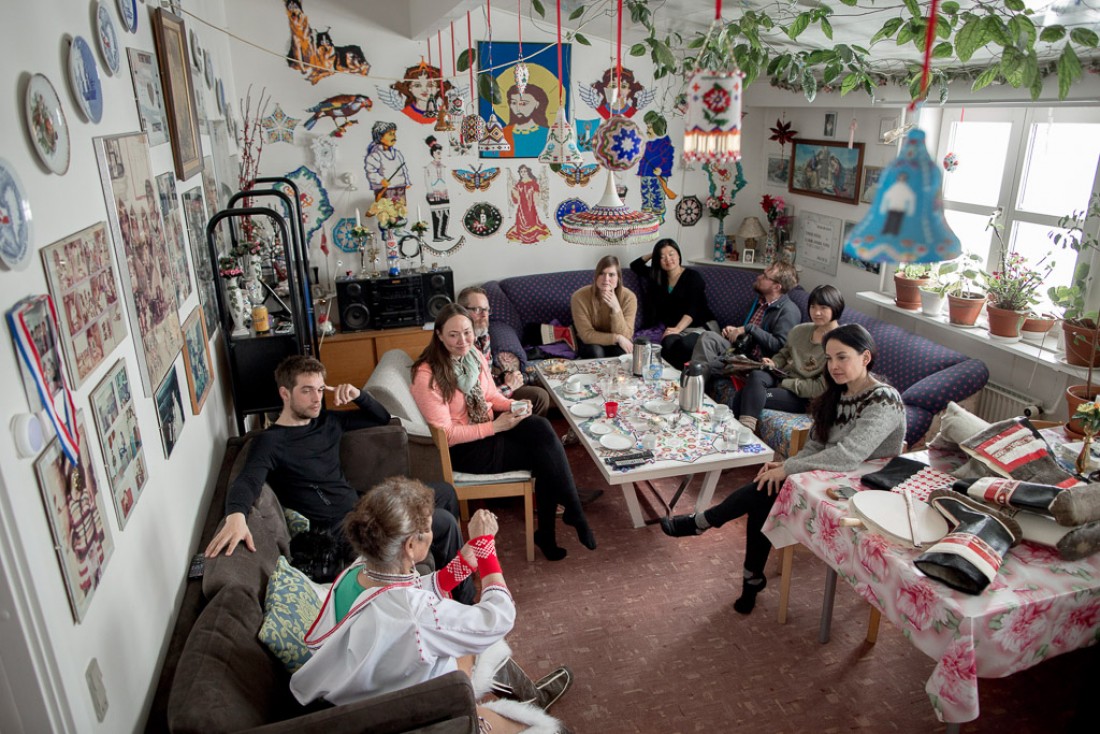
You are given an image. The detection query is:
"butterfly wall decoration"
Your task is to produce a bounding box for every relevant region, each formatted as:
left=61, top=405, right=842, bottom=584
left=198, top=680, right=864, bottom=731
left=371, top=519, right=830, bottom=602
left=552, top=162, right=599, bottom=187
left=451, top=163, right=501, bottom=192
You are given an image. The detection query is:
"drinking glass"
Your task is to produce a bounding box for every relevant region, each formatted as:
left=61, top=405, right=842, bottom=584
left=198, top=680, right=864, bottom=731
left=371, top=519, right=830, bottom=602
left=723, top=423, right=740, bottom=452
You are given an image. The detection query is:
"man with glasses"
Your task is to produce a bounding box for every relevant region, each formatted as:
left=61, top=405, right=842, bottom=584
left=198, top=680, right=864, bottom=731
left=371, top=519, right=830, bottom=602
left=458, top=286, right=550, bottom=417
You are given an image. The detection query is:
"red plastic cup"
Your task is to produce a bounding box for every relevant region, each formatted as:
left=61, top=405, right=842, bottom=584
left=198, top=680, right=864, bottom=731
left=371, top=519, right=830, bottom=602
left=604, top=401, right=619, bottom=419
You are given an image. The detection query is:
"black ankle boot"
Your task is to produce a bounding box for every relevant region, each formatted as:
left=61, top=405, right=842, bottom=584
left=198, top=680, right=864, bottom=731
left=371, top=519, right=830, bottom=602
left=534, top=530, right=567, bottom=561
left=733, top=575, right=767, bottom=615
left=660, top=514, right=705, bottom=537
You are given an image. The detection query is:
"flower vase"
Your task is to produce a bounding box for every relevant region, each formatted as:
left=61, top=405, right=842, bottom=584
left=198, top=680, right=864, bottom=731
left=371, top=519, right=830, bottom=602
left=713, top=218, right=727, bottom=262
left=225, top=277, right=252, bottom=337
left=385, top=233, right=400, bottom=276
left=1077, top=432, right=1094, bottom=475
left=243, top=253, right=265, bottom=307
left=763, top=227, right=777, bottom=266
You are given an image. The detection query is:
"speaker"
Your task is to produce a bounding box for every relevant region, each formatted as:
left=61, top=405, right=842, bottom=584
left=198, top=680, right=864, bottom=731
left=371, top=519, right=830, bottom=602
left=335, top=277, right=372, bottom=332
left=420, top=267, right=455, bottom=322
left=336, top=274, right=425, bottom=331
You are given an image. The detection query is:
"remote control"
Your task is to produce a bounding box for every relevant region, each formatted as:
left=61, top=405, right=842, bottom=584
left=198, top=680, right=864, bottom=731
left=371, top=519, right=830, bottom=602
left=604, top=450, right=654, bottom=466
left=612, top=457, right=650, bottom=468
left=188, top=553, right=205, bottom=579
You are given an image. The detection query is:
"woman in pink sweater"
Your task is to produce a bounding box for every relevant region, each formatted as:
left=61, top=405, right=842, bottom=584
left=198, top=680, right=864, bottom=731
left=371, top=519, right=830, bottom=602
left=411, top=303, right=595, bottom=561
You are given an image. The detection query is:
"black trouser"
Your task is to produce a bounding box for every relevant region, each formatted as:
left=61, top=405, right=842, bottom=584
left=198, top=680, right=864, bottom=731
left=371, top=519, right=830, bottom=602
left=661, top=331, right=702, bottom=369
left=702, top=480, right=779, bottom=577
left=576, top=338, right=626, bottom=359
left=448, top=415, right=585, bottom=544
left=733, top=370, right=808, bottom=422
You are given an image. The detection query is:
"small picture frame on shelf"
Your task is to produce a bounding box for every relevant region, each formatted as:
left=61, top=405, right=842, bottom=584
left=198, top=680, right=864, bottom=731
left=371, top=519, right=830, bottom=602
left=742, top=248, right=755, bottom=264
left=823, top=111, right=838, bottom=138
left=879, top=116, right=899, bottom=144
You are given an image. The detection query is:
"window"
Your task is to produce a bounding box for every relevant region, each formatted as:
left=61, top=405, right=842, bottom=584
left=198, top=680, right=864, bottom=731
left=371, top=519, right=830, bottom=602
left=928, top=106, right=1100, bottom=305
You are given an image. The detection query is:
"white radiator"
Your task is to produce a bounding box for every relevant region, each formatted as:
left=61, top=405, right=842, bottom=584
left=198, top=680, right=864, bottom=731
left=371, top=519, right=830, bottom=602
left=976, top=383, right=1043, bottom=423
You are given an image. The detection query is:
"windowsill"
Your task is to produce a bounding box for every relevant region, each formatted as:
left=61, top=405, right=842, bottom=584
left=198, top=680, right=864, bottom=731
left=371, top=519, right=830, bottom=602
left=856, top=291, right=1091, bottom=380
left=689, top=257, right=768, bottom=271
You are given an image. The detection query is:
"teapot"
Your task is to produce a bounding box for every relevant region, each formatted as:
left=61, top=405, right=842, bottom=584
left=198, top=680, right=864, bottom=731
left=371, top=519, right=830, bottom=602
left=679, top=361, right=706, bottom=413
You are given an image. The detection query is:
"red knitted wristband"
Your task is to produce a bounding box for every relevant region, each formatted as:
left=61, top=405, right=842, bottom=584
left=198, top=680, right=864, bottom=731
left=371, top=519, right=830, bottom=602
left=437, top=551, right=476, bottom=595
left=470, top=535, right=503, bottom=577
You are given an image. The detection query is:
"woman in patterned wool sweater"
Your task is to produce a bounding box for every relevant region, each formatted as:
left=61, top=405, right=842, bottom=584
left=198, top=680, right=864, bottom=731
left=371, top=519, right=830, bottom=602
left=661, top=323, right=906, bottom=614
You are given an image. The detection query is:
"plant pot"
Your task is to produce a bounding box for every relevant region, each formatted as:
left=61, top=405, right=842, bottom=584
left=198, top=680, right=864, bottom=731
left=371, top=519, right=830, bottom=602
left=1062, top=321, right=1100, bottom=368
left=1065, top=384, right=1100, bottom=437
left=986, top=304, right=1027, bottom=339
left=1020, top=314, right=1058, bottom=343
left=918, top=287, right=946, bottom=316
left=947, top=292, right=985, bottom=326
left=894, top=275, right=930, bottom=311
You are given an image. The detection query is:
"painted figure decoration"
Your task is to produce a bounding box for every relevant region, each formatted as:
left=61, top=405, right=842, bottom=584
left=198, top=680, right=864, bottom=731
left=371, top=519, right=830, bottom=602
left=637, top=122, right=677, bottom=223
left=284, top=0, right=370, bottom=85
left=303, top=94, right=372, bottom=137
left=478, top=41, right=572, bottom=159
left=364, top=121, right=411, bottom=211
left=505, top=164, right=551, bottom=244
left=579, top=66, right=654, bottom=119
left=377, top=60, right=454, bottom=125
left=423, top=136, right=453, bottom=242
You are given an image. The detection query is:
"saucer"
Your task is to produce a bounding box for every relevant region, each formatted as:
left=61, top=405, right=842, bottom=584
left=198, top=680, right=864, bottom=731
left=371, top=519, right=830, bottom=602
left=600, top=433, right=632, bottom=450
left=569, top=402, right=601, bottom=418
left=588, top=421, right=613, bottom=436
left=644, top=399, right=677, bottom=415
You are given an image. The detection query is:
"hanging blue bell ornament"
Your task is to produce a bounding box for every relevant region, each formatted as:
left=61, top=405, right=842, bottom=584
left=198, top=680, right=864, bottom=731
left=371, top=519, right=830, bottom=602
left=843, top=128, right=961, bottom=264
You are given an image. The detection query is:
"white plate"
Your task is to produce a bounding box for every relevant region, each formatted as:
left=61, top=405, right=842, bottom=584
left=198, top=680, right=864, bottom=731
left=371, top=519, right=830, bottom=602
left=569, top=402, right=601, bottom=418
left=566, top=374, right=596, bottom=386
left=588, top=421, right=613, bottom=435
left=644, top=400, right=677, bottom=415
left=600, top=433, right=632, bottom=450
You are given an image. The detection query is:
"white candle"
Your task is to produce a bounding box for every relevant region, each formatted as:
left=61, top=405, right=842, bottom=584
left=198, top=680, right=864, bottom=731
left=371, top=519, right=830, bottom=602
left=355, top=208, right=361, bottom=227
left=417, top=205, right=423, bottom=223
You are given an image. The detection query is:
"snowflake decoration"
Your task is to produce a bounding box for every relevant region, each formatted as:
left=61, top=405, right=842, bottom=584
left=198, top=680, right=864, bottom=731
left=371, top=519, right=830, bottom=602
left=261, top=104, right=300, bottom=144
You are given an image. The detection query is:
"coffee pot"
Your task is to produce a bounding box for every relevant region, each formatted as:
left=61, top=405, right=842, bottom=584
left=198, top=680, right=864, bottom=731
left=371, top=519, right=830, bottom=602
left=679, top=361, right=706, bottom=413
left=631, top=337, right=650, bottom=377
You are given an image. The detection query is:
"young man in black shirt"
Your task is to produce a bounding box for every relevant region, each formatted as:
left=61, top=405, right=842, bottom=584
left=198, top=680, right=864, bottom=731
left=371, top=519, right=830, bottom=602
left=205, top=356, right=472, bottom=602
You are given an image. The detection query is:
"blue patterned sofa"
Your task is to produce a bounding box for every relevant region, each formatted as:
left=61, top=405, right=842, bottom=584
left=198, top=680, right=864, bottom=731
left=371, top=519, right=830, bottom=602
left=483, top=265, right=988, bottom=452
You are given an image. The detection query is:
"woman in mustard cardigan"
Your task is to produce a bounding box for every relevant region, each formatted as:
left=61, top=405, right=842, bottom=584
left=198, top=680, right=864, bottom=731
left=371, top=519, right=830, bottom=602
left=411, top=303, right=595, bottom=561
left=570, top=255, right=638, bottom=359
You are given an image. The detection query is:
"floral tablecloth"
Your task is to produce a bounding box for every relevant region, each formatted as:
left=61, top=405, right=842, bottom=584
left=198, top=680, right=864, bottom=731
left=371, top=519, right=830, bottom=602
left=761, top=460, right=1100, bottom=724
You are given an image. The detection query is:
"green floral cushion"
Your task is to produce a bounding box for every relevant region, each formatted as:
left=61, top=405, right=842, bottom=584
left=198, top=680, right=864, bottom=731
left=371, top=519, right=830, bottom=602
left=257, top=556, right=323, bottom=673
left=283, top=508, right=310, bottom=539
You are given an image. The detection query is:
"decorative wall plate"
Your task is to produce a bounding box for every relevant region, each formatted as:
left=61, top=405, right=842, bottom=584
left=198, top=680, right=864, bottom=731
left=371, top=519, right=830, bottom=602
left=215, top=79, right=224, bottom=114
left=203, top=49, right=214, bottom=89
left=555, top=198, right=589, bottom=228
left=189, top=28, right=201, bottom=70
left=675, top=195, right=703, bottom=227
left=116, top=0, right=137, bottom=33
left=68, top=36, right=103, bottom=123
left=95, top=1, right=121, bottom=75
left=279, top=166, right=334, bottom=248
left=25, top=74, right=71, bottom=175
left=463, top=202, right=502, bottom=238
left=0, top=159, right=34, bottom=271
left=331, top=217, right=360, bottom=253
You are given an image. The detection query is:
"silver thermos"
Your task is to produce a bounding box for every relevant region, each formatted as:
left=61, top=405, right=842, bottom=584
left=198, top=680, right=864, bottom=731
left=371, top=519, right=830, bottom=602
left=631, top=337, right=649, bottom=376
left=679, top=361, right=706, bottom=413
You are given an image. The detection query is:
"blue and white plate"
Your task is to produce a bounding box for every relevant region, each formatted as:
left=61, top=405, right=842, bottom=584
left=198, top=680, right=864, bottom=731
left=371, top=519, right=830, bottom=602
left=96, top=1, right=120, bottom=74
left=25, top=74, right=71, bottom=175
left=116, top=0, right=137, bottom=33
left=332, top=217, right=361, bottom=253
left=555, top=197, right=588, bottom=228
left=68, top=36, right=103, bottom=123
left=204, top=49, right=214, bottom=89
left=0, top=159, right=34, bottom=271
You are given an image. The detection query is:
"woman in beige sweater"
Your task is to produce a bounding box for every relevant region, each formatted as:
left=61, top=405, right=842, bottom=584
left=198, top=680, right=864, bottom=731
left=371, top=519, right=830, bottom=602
left=570, top=255, right=638, bottom=358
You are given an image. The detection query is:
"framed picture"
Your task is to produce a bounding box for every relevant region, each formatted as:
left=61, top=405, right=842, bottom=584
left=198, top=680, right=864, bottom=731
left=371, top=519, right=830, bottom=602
left=154, top=172, right=193, bottom=307
left=33, top=411, right=114, bottom=623
left=155, top=364, right=186, bottom=458
left=126, top=47, right=169, bottom=146
left=765, top=154, right=790, bottom=188
left=841, top=217, right=882, bottom=275
left=861, top=165, right=884, bottom=204
left=477, top=41, right=573, bottom=159
left=40, top=223, right=129, bottom=388
left=879, top=116, right=900, bottom=144
left=89, top=359, right=147, bottom=529
left=180, top=186, right=218, bottom=337
left=181, top=306, right=213, bottom=413
left=151, top=8, right=203, bottom=179
left=823, top=111, right=838, bottom=138
left=742, top=248, right=755, bottom=264
left=93, top=132, right=183, bottom=396
left=788, top=139, right=865, bottom=205
left=794, top=211, right=842, bottom=276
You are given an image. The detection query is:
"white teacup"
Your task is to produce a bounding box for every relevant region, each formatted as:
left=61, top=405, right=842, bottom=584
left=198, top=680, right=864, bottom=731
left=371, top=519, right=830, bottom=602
left=564, top=378, right=584, bottom=394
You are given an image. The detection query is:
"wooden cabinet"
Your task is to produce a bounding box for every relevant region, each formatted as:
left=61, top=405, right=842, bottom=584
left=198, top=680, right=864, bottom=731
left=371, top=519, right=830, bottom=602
left=319, top=325, right=432, bottom=408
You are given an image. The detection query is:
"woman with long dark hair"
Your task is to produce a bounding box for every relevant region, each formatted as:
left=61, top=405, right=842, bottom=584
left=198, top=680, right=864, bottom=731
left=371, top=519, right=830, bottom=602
left=630, top=238, right=713, bottom=367
left=411, top=304, right=595, bottom=561
left=571, top=255, right=638, bottom=358
left=661, top=324, right=905, bottom=614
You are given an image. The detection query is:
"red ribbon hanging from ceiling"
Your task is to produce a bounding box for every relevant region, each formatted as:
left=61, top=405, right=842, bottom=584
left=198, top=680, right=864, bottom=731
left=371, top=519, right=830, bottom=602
left=910, top=0, right=941, bottom=111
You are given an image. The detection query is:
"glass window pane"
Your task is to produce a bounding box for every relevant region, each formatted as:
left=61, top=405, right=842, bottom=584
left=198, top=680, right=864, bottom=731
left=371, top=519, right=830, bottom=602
left=943, top=209, right=994, bottom=267
left=1009, top=221, right=1076, bottom=301
left=1017, top=122, right=1100, bottom=217
left=941, top=122, right=1011, bottom=207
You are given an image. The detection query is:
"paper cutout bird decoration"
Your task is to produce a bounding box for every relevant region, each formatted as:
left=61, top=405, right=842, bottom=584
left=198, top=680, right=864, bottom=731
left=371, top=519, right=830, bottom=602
left=304, top=94, right=373, bottom=137
left=769, top=118, right=797, bottom=157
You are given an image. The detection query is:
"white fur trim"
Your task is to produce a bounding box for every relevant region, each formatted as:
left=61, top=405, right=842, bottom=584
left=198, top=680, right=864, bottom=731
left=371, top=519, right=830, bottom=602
left=481, top=698, right=562, bottom=733
left=470, top=639, right=512, bottom=700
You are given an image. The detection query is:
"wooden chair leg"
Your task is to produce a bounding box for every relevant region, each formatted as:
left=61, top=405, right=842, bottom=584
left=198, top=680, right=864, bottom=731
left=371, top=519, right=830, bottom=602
left=777, top=545, right=794, bottom=624
left=458, top=499, right=471, bottom=540
left=866, top=606, right=882, bottom=644
left=524, top=488, right=534, bottom=563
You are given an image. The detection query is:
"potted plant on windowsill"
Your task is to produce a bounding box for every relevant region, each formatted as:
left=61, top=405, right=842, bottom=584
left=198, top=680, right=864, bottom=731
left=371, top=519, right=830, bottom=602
left=894, top=262, right=931, bottom=311
left=940, top=252, right=986, bottom=326
left=983, top=210, right=1053, bottom=341
left=917, top=263, right=948, bottom=316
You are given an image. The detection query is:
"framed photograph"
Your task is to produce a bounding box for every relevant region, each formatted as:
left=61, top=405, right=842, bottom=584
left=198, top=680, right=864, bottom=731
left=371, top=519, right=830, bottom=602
left=151, top=8, right=203, bottom=179
left=89, top=359, right=147, bottom=529
left=155, top=364, right=186, bottom=458
left=180, top=186, right=218, bottom=337
left=40, top=223, right=129, bottom=388
left=181, top=306, right=213, bottom=413
left=765, top=154, right=790, bottom=188
left=879, top=116, right=899, bottom=144
left=841, top=217, right=882, bottom=275
left=861, top=165, right=885, bottom=204
left=788, top=139, right=865, bottom=205
left=93, top=132, right=183, bottom=396
left=742, top=248, right=755, bottom=264
left=7, top=294, right=66, bottom=411
left=154, top=172, right=193, bottom=307
left=794, top=211, right=842, bottom=276
left=126, top=47, right=168, bottom=146
left=477, top=41, right=573, bottom=159
left=823, top=111, right=838, bottom=138
left=33, top=411, right=114, bottom=623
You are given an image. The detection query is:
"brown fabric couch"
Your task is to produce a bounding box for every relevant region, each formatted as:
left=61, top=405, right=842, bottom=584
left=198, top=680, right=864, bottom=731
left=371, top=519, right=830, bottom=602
left=146, top=423, right=478, bottom=734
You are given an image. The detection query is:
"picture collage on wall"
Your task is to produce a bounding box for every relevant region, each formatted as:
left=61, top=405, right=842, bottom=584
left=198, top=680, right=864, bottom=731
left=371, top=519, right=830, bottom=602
left=89, top=359, right=147, bottom=529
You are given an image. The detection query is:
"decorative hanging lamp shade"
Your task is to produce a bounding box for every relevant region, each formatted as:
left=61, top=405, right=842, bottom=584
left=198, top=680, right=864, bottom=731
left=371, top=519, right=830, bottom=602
left=460, top=112, right=486, bottom=147
left=538, top=114, right=584, bottom=164
left=843, top=128, right=961, bottom=264
left=682, top=69, right=743, bottom=164
left=561, top=169, right=661, bottom=246
left=479, top=112, right=512, bottom=152
left=591, top=115, right=644, bottom=171
left=513, top=61, right=529, bottom=95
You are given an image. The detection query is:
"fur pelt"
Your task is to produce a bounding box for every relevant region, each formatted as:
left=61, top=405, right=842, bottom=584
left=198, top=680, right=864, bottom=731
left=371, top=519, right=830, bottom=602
left=480, top=698, right=564, bottom=734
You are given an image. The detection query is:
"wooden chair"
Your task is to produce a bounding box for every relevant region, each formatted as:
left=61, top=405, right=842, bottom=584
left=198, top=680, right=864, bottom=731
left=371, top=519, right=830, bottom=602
left=429, top=425, right=535, bottom=562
